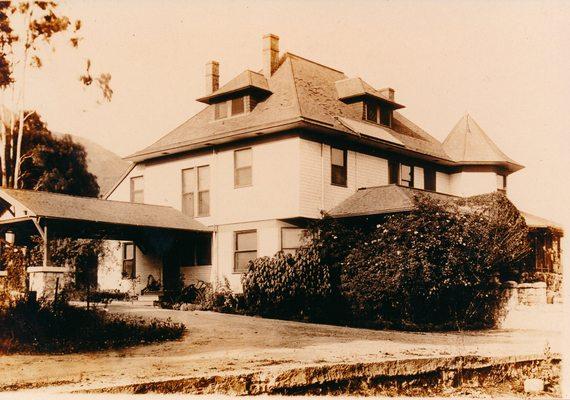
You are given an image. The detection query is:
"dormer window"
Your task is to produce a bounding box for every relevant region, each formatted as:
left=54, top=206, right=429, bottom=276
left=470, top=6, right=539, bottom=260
left=364, top=100, right=392, bottom=127
left=214, top=96, right=246, bottom=120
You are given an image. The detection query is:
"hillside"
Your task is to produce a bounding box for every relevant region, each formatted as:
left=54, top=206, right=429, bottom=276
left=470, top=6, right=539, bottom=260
left=62, top=134, right=130, bottom=196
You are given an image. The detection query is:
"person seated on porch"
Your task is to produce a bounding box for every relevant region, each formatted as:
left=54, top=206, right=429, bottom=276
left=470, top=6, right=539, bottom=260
left=141, top=274, right=161, bottom=294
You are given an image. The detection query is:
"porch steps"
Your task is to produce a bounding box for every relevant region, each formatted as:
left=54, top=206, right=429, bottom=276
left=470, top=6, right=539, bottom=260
left=135, top=293, right=161, bottom=307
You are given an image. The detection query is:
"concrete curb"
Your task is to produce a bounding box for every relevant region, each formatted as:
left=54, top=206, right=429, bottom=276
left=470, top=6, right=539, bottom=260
left=78, top=353, right=560, bottom=395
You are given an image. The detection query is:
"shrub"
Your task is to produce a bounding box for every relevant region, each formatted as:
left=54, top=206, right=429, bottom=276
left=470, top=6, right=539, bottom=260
left=0, top=299, right=185, bottom=354
left=242, top=217, right=362, bottom=321
left=200, top=278, right=243, bottom=313
left=341, top=192, right=530, bottom=330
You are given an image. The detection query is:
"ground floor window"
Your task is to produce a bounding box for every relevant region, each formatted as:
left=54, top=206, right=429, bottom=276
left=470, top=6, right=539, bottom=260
left=179, top=235, right=212, bottom=266
left=234, top=230, right=257, bottom=273
left=281, top=227, right=306, bottom=255
left=122, top=242, right=136, bottom=278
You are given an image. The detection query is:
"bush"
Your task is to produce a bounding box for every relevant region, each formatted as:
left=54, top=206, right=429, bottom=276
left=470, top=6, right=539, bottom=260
left=341, top=192, right=530, bottom=330
left=0, top=299, right=185, bottom=354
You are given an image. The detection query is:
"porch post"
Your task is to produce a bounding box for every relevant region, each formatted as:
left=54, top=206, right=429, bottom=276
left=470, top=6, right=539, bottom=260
left=42, top=224, right=48, bottom=268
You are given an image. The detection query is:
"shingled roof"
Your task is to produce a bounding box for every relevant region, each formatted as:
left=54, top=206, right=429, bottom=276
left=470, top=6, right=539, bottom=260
left=126, top=53, right=452, bottom=163
left=329, top=184, right=455, bottom=218
left=196, top=70, right=271, bottom=104
left=443, top=114, right=523, bottom=172
left=0, top=189, right=210, bottom=232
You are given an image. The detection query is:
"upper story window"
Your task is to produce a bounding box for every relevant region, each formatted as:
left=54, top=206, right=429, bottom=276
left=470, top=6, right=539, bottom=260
left=281, top=227, right=306, bottom=255
left=197, top=166, right=210, bottom=216
left=331, top=147, right=347, bottom=187
left=182, top=166, right=210, bottom=217
left=130, top=176, right=144, bottom=203
left=400, top=164, right=413, bottom=187
left=234, top=148, right=252, bottom=187
left=364, top=100, right=392, bottom=127
left=182, top=168, right=195, bottom=216
left=234, top=230, right=257, bottom=273
left=214, top=96, right=246, bottom=120
left=389, top=161, right=437, bottom=190
left=424, top=168, right=436, bottom=191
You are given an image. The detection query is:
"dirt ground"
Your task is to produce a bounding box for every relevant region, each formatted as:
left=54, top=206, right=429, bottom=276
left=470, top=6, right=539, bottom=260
left=0, top=303, right=562, bottom=394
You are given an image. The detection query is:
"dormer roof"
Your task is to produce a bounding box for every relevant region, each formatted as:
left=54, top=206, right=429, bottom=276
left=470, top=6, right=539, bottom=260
left=443, top=114, right=523, bottom=173
left=196, top=70, right=271, bottom=104
left=335, top=77, right=405, bottom=109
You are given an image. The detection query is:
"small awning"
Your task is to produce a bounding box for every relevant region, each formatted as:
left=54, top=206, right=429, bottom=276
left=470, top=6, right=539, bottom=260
left=0, top=189, right=211, bottom=244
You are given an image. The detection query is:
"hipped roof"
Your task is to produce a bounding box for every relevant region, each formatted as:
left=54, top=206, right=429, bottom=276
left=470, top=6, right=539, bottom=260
left=126, top=53, right=451, bottom=163
left=196, top=70, right=271, bottom=104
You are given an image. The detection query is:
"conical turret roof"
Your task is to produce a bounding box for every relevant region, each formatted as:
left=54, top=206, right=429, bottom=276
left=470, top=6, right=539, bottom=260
left=443, top=114, right=523, bottom=172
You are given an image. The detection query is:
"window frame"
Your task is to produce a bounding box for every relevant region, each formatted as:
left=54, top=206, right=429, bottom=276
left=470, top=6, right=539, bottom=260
left=364, top=101, right=392, bottom=127
left=399, top=163, right=414, bottom=187
left=330, top=147, right=348, bottom=187
left=122, top=242, right=136, bottom=279
left=130, top=176, right=144, bottom=204
left=234, top=147, right=253, bottom=188
left=214, top=96, right=247, bottom=120
left=197, top=165, right=210, bottom=217
left=424, top=168, right=436, bottom=191
left=280, top=227, right=306, bottom=255
left=234, top=229, right=257, bottom=273
left=181, top=167, right=196, bottom=217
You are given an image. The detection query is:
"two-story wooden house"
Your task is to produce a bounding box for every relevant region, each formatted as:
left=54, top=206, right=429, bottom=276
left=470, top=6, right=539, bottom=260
left=96, top=34, right=562, bottom=295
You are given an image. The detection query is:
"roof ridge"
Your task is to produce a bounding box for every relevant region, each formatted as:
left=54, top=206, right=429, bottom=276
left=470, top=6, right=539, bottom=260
left=2, top=188, right=180, bottom=210
left=286, top=56, right=304, bottom=119
left=284, top=52, right=345, bottom=74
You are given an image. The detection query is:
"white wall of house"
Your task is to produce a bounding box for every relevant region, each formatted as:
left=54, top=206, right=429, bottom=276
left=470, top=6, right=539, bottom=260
left=98, top=243, right=162, bottom=295
left=449, top=171, right=499, bottom=197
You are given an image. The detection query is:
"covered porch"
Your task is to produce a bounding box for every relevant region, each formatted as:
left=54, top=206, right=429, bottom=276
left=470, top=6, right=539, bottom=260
left=0, top=189, right=212, bottom=299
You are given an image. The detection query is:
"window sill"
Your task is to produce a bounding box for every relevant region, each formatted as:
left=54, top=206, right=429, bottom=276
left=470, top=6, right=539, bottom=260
left=234, top=184, right=253, bottom=189
left=331, top=182, right=348, bottom=188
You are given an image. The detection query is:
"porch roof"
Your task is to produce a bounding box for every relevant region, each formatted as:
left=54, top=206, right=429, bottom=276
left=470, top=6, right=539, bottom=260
left=329, top=184, right=564, bottom=233
left=0, top=189, right=210, bottom=240
left=328, top=184, right=456, bottom=218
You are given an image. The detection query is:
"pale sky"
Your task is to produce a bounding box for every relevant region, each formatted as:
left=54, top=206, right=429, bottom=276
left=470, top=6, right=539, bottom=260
left=23, top=0, right=570, bottom=231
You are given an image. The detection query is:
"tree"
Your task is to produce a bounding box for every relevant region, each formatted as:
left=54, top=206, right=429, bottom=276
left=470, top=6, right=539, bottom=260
left=0, top=1, right=112, bottom=189
left=17, top=111, right=99, bottom=196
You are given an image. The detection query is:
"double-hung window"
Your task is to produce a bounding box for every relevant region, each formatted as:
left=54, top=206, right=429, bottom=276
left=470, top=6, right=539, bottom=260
left=182, top=166, right=210, bottom=217
left=331, top=147, right=347, bottom=187
left=214, top=97, right=246, bottom=120
left=197, top=166, right=210, bottom=216
left=182, top=168, right=196, bottom=216
left=364, top=100, right=392, bottom=127
left=400, top=164, right=413, bottom=187
left=130, top=176, right=144, bottom=203
left=234, top=230, right=257, bottom=273
left=122, top=242, right=136, bottom=279
left=234, top=148, right=252, bottom=187
left=281, top=228, right=306, bottom=255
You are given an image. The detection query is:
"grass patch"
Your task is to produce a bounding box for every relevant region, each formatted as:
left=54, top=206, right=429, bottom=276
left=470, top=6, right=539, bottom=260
left=0, top=299, right=185, bottom=354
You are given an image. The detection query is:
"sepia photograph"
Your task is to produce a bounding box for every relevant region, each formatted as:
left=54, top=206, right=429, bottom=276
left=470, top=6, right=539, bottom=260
left=0, top=0, right=567, bottom=398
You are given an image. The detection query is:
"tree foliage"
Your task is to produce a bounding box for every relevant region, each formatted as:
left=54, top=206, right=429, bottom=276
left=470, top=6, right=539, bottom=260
left=0, top=1, right=111, bottom=189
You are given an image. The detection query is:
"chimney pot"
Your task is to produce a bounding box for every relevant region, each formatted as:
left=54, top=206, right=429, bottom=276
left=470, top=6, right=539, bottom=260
left=263, top=34, right=280, bottom=78
left=205, top=60, right=220, bottom=94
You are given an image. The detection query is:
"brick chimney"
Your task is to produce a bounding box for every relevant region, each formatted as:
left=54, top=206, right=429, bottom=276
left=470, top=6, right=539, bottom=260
left=379, top=87, right=395, bottom=101
left=205, top=60, right=220, bottom=94
left=263, top=34, right=279, bottom=78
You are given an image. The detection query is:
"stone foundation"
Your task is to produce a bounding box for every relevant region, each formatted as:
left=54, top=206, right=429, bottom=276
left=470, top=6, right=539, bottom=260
left=517, top=282, right=547, bottom=306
